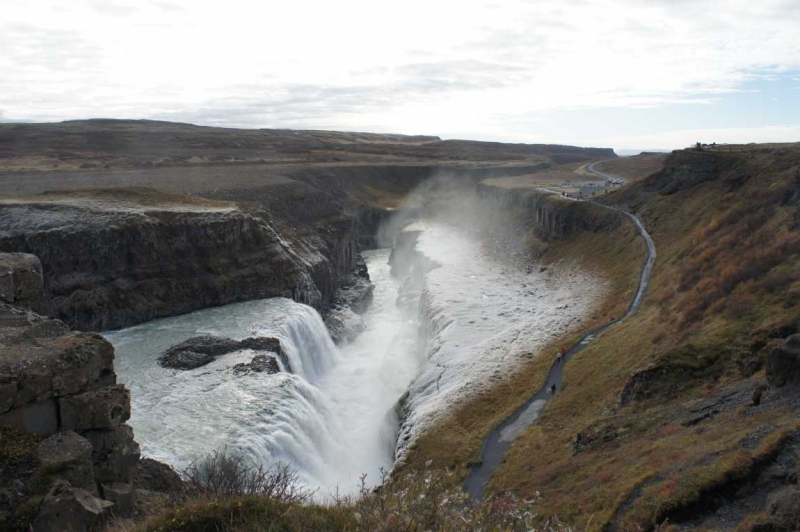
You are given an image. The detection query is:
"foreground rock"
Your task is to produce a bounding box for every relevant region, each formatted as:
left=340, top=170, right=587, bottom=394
left=0, top=266, right=142, bottom=528
left=32, top=480, right=113, bottom=532
left=158, top=335, right=282, bottom=370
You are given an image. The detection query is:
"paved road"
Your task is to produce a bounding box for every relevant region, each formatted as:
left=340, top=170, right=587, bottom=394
left=587, top=160, right=625, bottom=183
left=463, top=165, right=656, bottom=500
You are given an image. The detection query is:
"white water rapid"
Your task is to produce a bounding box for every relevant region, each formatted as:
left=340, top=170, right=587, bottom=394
left=107, top=249, right=419, bottom=496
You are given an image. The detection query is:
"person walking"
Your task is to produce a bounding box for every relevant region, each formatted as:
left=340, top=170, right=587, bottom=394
left=550, top=383, right=557, bottom=394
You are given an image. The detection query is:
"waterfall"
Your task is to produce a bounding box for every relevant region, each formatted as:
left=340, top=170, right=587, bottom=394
left=108, top=249, right=419, bottom=496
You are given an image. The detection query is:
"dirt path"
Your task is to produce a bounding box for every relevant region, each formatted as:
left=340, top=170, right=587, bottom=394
left=463, top=169, right=656, bottom=500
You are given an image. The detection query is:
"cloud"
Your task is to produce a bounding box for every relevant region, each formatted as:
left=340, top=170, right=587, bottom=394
left=1, top=0, right=799, bottom=145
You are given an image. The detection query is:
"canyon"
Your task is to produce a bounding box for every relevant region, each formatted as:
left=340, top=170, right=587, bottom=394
left=1, top=122, right=799, bottom=532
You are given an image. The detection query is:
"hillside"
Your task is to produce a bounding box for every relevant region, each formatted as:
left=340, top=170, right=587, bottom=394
left=468, top=144, right=800, bottom=530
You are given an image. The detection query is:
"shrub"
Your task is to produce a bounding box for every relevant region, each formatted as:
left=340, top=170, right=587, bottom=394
left=183, top=449, right=311, bottom=504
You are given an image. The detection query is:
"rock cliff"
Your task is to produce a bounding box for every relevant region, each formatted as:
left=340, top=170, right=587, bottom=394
left=0, top=192, right=320, bottom=331
left=476, top=183, right=621, bottom=240
left=0, top=254, right=141, bottom=529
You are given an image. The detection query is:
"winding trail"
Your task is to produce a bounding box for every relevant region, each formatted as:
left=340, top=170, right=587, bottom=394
left=463, top=164, right=656, bottom=500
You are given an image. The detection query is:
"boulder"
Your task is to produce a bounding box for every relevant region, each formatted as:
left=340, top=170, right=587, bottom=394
left=766, top=334, right=800, bottom=388
left=100, top=482, right=134, bottom=516
left=159, top=335, right=282, bottom=370
left=240, top=336, right=282, bottom=354
left=59, top=385, right=130, bottom=431
left=133, top=457, right=184, bottom=494
left=83, top=424, right=140, bottom=485
left=32, top=480, right=113, bottom=532
left=36, top=431, right=96, bottom=492
left=0, top=253, right=43, bottom=308
left=232, top=354, right=280, bottom=376
left=158, top=335, right=240, bottom=369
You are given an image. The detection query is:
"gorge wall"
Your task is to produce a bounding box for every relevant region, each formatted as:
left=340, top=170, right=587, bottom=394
left=0, top=193, right=328, bottom=331
left=476, top=182, right=622, bottom=240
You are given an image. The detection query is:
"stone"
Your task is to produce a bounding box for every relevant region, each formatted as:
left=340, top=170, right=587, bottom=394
left=83, top=424, right=140, bottom=484
left=0, top=399, right=58, bottom=436
left=100, top=482, right=134, bottom=516
left=133, top=458, right=184, bottom=494
left=766, top=334, right=800, bottom=388
left=0, top=253, right=43, bottom=308
left=36, top=431, right=95, bottom=492
left=159, top=335, right=282, bottom=370
left=158, top=335, right=240, bottom=369
left=240, top=336, right=282, bottom=354
left=59, top=385, right=130, bottom=431
left=32, top=480, right=113, bottom=532
left=232, top=354, right=280, bottom=376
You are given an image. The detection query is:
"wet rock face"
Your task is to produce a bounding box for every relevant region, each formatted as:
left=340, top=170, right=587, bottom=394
left=324, top=254, right=374, bottom=344
left=766, top=334, right=800, bottom=388
left=232, top=354, right=280, bottom=375
left=158, top=335, right=282, bottom=370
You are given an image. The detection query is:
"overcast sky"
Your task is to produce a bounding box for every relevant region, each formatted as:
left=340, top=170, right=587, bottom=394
left=2, top=0, right=800, bottom=150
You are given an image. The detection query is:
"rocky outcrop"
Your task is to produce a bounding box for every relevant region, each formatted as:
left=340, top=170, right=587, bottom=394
left=158, top=335, right=282, bottom=370
left=232, top=354, right=280, bottom=375
left=766, top=334, right=800, bottom=388
left=643, top=150, right=738, bottom=195
left=0, top=197, right=314, bottom=331
left=0, top=266, right=142, bottom=527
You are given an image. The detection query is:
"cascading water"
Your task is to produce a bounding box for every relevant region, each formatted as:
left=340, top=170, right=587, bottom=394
left=107, top=249, right=419, bottom=496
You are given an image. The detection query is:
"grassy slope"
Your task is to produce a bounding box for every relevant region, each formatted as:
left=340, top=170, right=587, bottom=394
left=487, top=147, right=800, bottom=530
left=596, top=153, right=668, bottom=182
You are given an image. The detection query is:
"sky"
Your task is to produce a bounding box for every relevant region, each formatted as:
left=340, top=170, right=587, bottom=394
left=2, top=0, right=800, bottom=151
